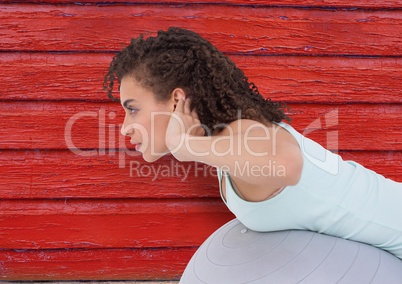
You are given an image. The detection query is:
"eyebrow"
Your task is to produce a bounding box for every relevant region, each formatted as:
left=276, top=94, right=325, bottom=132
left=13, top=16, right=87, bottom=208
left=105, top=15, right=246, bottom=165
left=123, top=99, right=136, bottom=108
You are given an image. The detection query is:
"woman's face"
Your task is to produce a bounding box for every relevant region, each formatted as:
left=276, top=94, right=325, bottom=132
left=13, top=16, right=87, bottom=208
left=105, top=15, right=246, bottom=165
left=120, top=76, right=174, bottom=162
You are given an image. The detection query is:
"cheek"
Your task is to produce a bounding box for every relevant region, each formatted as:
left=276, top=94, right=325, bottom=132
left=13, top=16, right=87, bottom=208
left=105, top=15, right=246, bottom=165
left=151, top=115, right=170, bottom=144
left=154, top=117, right=169, bottom=137
left=151, top=111, right=170, bottom=129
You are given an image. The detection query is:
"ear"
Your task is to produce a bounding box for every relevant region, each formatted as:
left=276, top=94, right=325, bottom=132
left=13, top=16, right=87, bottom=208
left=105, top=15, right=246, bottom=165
left=170, top=88, right=186, bottom=111
left=171, top=88, right=186, bottom=102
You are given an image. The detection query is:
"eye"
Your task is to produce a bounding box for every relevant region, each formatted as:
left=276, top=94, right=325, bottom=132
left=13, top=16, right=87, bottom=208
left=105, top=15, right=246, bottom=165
left=127, top=107, right=138, bottom=115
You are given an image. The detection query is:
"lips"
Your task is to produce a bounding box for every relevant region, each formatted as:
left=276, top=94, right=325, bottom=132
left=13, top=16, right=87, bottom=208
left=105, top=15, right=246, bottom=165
left=130, top=140, right=142, bottom=151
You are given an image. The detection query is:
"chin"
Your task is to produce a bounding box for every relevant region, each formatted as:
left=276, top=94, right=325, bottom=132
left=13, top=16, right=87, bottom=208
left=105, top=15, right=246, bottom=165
left=140, top=144, right=169, bottom=163
left=142, top=152, right=166, bottom=163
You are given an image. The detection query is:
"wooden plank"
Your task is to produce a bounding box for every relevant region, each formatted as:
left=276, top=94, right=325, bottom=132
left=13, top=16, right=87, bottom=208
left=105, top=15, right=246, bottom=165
left=1, top=5, right=401, bottom=55
left=0, top=102, right=400, bottom=150
left=340, top=151, right=402, bottom=182
left=0, top=150, right=400, bottom=199
left=0, top=247, right=193, bottom=280
left=0, top=152, right=220, bottom=199
left=1, top=53, right=401, bottom=103
left=4, top=0, right=402, bottom=9
left=3, top=0, right=402, bottom=9
left=238, top=56, right=402, bottom=104
left=0, top=199, right=234, bottom=249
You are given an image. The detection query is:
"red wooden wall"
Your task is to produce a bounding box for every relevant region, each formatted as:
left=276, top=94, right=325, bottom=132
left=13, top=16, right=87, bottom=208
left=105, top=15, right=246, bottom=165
left=1, top=0, right=401, bottom=281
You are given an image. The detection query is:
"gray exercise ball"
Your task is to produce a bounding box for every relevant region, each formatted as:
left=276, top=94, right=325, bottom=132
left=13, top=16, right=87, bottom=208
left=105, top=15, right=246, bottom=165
left=180, top=219, right=402, bottom=283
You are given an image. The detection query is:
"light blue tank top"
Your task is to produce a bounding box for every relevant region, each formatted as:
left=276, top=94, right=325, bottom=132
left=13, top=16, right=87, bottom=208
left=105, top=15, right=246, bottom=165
left=217, top=122, right=402, bottom=259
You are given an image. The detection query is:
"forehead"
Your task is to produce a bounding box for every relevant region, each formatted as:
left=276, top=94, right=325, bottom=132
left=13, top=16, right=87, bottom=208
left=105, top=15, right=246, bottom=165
left=120, top=76, right=154, bottom=102
left=120, top=76, right=142, bottom=94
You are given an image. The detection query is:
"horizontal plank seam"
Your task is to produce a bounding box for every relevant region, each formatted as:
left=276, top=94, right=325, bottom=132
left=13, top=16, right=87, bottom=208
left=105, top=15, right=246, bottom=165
left=0, top=197, right=225, bottom=202
left=0, top=246, right=201, bottom=253
left=0, top=147, right=400, bottom=152
left=1, top=99, right=401, bottom=105
left=3, top=1, right=402, bottom=11
left=1, top=50, right=401, bottom=59
left=0, top=148, right=400, bottom=153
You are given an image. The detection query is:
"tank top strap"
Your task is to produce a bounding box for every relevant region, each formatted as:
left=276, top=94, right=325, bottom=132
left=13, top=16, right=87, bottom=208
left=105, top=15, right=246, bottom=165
left=216, top=167, right=228, bottom=204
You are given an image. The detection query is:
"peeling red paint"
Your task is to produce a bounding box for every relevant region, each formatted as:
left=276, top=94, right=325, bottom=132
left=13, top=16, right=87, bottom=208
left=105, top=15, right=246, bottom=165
left=0, top=1, right=401, bottom=281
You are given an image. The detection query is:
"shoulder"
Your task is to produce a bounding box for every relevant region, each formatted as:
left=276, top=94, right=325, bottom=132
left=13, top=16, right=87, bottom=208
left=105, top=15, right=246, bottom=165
left=222, top=119, right=303, bottom=185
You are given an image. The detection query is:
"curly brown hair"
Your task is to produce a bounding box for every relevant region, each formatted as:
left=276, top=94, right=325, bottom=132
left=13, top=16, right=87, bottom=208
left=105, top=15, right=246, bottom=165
left=103, top=27, right=289, bottom=134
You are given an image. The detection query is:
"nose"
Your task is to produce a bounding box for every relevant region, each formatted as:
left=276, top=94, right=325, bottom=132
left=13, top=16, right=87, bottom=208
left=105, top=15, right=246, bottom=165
left=121, top=116, right=134, bottom=136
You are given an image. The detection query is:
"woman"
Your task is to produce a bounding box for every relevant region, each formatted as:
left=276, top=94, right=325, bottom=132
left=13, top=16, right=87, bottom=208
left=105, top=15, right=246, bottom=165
left=103, top=27, right=402, bottom=259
